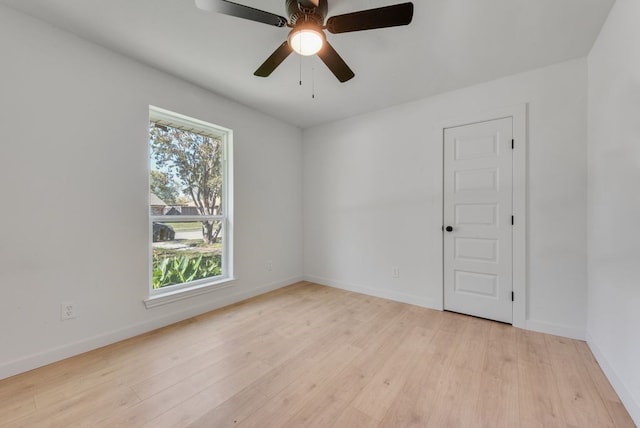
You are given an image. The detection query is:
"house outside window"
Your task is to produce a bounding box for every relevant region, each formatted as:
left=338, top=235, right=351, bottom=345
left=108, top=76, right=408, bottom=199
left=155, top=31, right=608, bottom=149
left=145, top=106, right=233, bottom=307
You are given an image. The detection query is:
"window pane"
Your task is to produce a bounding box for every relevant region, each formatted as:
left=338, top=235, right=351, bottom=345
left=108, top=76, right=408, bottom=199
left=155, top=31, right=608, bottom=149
left=152, top=220, right=223, bottom=289
left=149, top=122, right=224, bottom=217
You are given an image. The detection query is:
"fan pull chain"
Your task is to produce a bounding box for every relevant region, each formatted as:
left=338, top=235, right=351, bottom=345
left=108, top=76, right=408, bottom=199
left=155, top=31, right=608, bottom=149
left=299, top=53, right=303, bottom=86
left=311, top=63, right=316, bottom=99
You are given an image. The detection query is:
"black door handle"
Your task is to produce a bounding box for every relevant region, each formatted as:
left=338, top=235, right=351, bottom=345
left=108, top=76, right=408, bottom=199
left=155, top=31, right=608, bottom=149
left=446, top=226, right=454, bottom=232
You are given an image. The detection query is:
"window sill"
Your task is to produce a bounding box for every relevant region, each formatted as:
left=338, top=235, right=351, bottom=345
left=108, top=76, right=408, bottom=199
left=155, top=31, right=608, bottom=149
left=144, top=277, right=236, bottom=309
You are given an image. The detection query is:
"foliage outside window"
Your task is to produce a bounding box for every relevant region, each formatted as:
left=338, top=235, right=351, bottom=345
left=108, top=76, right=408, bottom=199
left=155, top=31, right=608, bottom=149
left=149, top=106, right=232, bottom=295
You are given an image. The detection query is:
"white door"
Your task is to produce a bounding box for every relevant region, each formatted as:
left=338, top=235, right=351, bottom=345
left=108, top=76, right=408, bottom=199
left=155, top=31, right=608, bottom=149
left=443, top=117, right=513, bottom=323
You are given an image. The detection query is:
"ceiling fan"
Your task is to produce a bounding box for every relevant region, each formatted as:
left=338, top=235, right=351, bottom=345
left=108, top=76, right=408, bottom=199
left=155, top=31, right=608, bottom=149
left=195, top=0, right=414, bottom=82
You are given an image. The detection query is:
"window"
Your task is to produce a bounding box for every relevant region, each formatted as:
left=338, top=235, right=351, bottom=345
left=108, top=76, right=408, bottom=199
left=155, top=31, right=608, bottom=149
left=145, top=106, right=233, bottom=307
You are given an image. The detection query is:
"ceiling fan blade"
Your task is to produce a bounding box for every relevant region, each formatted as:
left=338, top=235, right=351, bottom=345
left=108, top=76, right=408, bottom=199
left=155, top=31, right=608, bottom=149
left=195, top=0, right=288, bottom=27
left=316, top=41, right=354, bottom=83
left=254, top=41, right=294, bottom=77
left=326, top=2, right=414, bottom=34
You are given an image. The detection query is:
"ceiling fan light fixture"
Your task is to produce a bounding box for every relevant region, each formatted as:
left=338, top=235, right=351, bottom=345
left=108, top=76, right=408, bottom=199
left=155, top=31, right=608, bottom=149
left=207, top=0, right=414, bottom=82
left=288, top=25, right=324, bottom=56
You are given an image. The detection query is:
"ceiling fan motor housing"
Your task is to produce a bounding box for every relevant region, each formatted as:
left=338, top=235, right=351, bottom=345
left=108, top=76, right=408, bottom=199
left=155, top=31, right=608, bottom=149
left=286, top=0, right=328, bottom=26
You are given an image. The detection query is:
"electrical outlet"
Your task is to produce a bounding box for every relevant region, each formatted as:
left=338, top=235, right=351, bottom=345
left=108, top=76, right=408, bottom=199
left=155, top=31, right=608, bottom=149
left=392, top=267, right=400, bottom=278
left=266, top=260, right=273, bottom=272
left=61, top=302, right=76, bottom=321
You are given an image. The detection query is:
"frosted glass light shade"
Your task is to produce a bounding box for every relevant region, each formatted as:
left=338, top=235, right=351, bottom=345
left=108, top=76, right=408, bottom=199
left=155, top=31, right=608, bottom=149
left=289, top=28, right=324, bottom=56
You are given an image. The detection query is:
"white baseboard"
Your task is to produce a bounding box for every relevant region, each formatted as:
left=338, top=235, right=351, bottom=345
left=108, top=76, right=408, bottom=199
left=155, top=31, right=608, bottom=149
left=587, top=333, right=640, bottom=426
left=525, top=319, right=586, bottom=340
left=0, top=276, right=302, bottom=381
left=303, top=274, right=442, bottom=311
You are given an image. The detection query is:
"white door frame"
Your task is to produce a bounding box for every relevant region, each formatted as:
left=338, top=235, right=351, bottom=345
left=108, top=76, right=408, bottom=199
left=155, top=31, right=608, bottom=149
left=439, top=104, right=527, bottom=329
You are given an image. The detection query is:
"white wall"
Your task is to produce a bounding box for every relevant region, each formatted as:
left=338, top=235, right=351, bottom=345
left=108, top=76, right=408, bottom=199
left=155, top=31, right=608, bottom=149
left=587, top=0, right=640, bottom=423
left=303, top=58, right=588, bottom=339
left=0, top=5, right=303, bottom=380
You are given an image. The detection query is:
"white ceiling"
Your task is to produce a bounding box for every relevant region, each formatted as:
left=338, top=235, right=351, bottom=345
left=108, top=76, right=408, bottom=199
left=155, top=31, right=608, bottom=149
left=0, top=0, right=614, bottom=128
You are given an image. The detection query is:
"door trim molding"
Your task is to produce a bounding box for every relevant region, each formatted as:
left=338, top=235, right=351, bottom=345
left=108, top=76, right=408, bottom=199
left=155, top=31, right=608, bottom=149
left=439, top=104, right=527, bottom=329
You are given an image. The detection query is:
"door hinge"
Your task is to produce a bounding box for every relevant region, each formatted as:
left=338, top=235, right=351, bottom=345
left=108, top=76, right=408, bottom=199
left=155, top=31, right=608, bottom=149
left=512, top=139, right=514, bottom=149
left=511, top=215, right=514, bottom=225
left=512, top=291, right=515, bottom=302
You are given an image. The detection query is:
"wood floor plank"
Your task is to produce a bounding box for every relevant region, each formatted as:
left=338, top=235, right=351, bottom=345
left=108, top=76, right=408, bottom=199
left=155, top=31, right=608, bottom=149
left=516, top=328, right=567, bottom=427
left=381, top=318, right=439, bottom=427
left=0, top=393, right=35, bottom=426
left=574, top=341, right=637, bottom=428
left=425, top=316, right=491, bottom=427
left=0, top=282, right=634, bottom=428
left=380, top=319, right=471, bottom=426
left=518, top=359, right=567, bottom=428
left=279, top=394, right=351, bottom=428
left=377, top=336, right=446, bottom=426
left=236, top=342, right=362, bottom=427
left=140, top=361, right=273, bottom=428
left=332, top=406, right=379, bottom=427
left=546, top=334, right=616, bottom=427
left=476, top=322, right=519, bottom=428
left=3, top=382, right=140, bottom=428
left=349, top=325, right=437, bottom=421
left=129, top=325, right=285, bottom=401
left=97, top=360, right=258, bottom=427
left=517, top=328, right=554, bottom=365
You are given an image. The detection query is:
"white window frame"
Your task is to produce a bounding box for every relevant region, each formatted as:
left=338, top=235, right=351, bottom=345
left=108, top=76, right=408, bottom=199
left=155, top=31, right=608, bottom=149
left=144, top=106, right=234, bottom=309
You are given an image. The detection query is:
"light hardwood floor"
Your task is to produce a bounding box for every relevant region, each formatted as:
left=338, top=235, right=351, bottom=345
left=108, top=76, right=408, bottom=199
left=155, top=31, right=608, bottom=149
left=0, top=282, right=635, bottom=427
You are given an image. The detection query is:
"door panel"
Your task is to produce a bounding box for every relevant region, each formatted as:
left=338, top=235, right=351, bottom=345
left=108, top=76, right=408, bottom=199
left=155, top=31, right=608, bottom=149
left=444, top=118, right=513, bottom=323
left=455, top=238, right=498, bottom=262
left=455, top=270, right=498, bottom=297
left=454, top=168, right=498, bottom=192
left=455, top=204, right=497, bottom=226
